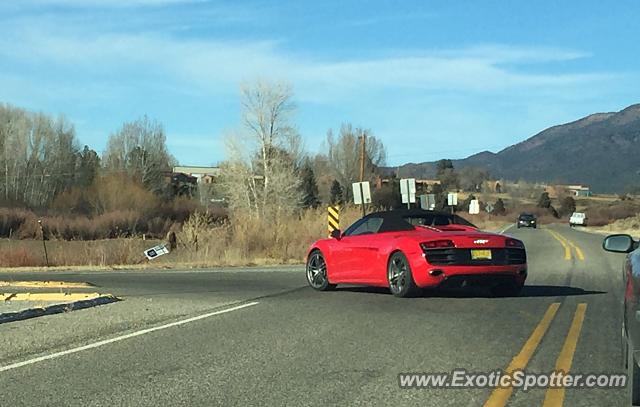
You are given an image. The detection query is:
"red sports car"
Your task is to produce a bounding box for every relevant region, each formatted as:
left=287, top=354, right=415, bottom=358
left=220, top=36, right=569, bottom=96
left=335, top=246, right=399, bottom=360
left=306, top=209, right=527, bottom=297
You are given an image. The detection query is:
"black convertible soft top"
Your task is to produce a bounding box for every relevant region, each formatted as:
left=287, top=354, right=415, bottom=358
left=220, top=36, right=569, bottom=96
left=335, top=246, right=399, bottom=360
left=355, top=209, right=477, bottom=233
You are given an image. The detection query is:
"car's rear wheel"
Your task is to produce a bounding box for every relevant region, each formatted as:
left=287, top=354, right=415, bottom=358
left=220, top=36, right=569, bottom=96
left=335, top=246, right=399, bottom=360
left=306, top=250, right=336, bottom=291
left=387, top=251, right=419, bottom=298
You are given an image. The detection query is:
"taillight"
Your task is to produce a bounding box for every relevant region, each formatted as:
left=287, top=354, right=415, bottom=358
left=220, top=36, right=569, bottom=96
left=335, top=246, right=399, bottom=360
left=506, top=238, right=524, bottom=248
left=421, top=240, right=455, bottom=250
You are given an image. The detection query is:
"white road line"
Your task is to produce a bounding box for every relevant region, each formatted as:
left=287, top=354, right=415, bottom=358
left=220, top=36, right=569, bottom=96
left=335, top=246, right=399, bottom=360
left=499, top=224, right=515, bottom=234
left=0, top=301, right=259, bottom=373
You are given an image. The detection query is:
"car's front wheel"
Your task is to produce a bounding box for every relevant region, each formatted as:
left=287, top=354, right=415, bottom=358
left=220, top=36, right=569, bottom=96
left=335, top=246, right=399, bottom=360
left=387, top=251, right=419, bottom=298
left=306, top=250, right=336, bottom=291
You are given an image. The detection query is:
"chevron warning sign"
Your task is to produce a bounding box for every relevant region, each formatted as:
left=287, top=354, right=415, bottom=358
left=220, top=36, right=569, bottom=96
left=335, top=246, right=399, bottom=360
left=327, top=206, right=340, bottom=237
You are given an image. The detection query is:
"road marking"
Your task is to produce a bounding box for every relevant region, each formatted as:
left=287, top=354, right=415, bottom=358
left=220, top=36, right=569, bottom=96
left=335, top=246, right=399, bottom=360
left=0, top=301, right=259, bottom=373
left=542, top=303, right=587, bottom=407
left=0, top=293, right=104, bottom=302
left=483, top=302, right=561, bottom=407
left=547, top=230, right=572, bottom=260
left=549, top=230, right=585, bottom=261
left=566, top=241, right=585, bottom=261
left=499, top=224, right=514, bottom=234
left=0, top=281, right=92, bottom=288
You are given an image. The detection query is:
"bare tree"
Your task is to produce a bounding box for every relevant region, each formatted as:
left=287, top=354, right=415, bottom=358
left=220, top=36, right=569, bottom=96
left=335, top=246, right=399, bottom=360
left=324, top=124, right=386, bottom=200
left=0, top=104, right=79, bottom=207
left=103, top=116, right=174, bottom=193
left=219, top=80, right=303, bottom=218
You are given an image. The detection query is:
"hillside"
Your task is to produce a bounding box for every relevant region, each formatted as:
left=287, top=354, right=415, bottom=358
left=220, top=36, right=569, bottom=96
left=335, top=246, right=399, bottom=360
left=393, top=104, right=640, bottom=193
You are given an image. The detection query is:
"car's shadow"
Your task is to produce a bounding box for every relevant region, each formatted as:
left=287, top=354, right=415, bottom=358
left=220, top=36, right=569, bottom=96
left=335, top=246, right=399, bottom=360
left=334, top=285, right=606, bottom=298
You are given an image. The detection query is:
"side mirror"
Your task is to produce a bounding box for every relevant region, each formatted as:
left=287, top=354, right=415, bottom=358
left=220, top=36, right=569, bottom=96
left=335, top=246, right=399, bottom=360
left=603, top=234, right=635, bottom=253
left=330, top=229, right=342, bottom=240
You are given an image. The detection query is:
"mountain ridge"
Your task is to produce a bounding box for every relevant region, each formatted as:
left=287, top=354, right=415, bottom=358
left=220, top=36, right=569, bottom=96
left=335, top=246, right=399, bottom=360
left=390, top=104, right=640, bottom=193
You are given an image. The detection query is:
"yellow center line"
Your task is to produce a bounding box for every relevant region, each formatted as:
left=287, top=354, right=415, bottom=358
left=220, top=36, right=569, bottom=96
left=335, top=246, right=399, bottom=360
left=546, top=230, right=572, bottom=261
left=542, top=303, right=588, bottom=407
left=549, top=230, right=585, bottom=261
left=566, top=241, right=585, bottom=261
left=483, top=303, right=561, bottom=407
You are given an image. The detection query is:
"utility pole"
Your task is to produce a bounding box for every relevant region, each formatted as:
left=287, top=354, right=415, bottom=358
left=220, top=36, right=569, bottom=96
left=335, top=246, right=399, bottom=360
left=359, top=134, right=366, bottom=182
left=359, top=134, right=367, bottom=217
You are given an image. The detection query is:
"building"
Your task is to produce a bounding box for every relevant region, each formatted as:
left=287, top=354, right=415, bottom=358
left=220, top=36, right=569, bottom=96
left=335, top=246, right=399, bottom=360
left=567, top=185, right=592, bottom=197
left=549, top=184, right=592, bottom=197
left=173, top=166, right=221, bottom=184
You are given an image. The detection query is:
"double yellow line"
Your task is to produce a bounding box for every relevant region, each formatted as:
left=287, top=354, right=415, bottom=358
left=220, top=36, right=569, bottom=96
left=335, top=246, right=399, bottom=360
left=547, top=230, right=585, bottom=261
left=483, top=303, right=588, bottom=407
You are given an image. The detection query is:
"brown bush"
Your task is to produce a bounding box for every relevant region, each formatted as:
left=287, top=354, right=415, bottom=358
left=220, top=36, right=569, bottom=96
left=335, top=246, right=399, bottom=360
left=0, top=244, right=44, bottom=267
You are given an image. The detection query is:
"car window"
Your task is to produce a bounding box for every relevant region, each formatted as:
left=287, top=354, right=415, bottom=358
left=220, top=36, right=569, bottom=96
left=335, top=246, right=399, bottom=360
left=343, top=217, right=384, bottom=236
left=404, top=215, right=451, bottom=226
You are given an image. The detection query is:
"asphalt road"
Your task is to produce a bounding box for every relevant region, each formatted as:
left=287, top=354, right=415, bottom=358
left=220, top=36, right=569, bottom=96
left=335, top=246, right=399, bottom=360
left=0, top=225, right=628, bottom=406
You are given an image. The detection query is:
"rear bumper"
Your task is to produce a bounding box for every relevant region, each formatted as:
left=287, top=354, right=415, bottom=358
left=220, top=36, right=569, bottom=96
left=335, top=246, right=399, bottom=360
left=411, top=261, right=527, bottom=288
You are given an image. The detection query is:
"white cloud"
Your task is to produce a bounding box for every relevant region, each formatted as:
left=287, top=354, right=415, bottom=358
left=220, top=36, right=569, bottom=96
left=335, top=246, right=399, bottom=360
left=18, top=0, right=205, bottom=8
left=0, top=23, right=611, bottom=107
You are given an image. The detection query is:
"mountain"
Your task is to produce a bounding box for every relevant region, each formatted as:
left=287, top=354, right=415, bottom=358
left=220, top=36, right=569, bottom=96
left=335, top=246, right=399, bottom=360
left=392, top=104, right=640, bottom=193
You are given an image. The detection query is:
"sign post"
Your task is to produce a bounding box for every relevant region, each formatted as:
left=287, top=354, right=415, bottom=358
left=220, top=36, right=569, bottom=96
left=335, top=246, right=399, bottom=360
left=144, top=244, right=170, bottom=260
left=352, top=181, right=372, bottom=217
left=447, top=192, right=458, bottom=214
left=468, top=199, right=480, bottom=215
left=37, top=219, right=49, bottom=267
left=400, top=178, right=416, bottom=209
left=420, top=194, right=436, bottom=210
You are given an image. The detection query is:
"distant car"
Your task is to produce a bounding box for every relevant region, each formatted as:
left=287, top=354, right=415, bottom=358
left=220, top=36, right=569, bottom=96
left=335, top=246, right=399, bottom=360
left=517, top=213, right=537, bottom=229
left=603, top=234, right=640, bottom=405
left=569, top=212, right=587, bottom=227
left=306, top=209, right=528, bottom=298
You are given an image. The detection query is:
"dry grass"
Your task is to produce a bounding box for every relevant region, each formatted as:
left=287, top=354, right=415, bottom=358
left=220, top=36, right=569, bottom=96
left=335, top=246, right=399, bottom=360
left=0, top=201, right=637, bottom=270
left=587, top=214, right=640, bottom=236
left=0, top=238, right=161, bottom=268
left=0, top=206, right=363, bottom=269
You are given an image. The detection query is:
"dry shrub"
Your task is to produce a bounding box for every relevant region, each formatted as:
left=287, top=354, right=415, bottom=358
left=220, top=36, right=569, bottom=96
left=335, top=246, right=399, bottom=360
left=583, top=200, right=640, bottom=226
left=180, top=211, right=215, bottom=246
left=0, top=244, right=43, bottom=267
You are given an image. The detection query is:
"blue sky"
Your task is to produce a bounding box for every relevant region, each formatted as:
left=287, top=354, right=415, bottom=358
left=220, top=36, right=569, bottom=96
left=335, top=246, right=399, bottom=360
left=1, top=0, right=639, bottom=166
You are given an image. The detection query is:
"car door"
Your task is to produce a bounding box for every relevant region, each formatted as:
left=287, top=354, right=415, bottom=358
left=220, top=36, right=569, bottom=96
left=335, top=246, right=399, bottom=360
left=627, top=249, right=640, bottom=364
left=339, top=216, right=384, bottom=282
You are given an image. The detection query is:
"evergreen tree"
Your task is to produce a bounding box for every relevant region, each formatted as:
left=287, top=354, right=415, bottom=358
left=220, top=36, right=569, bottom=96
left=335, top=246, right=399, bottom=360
left=560, top=196, right=576, bottom=216
left=329, top=179, right=344, bottom=205
left=493, top=198, right=506, bottom=215
left=537, top=192, right=552, bottom=208
left=300, top=162, right=320, bottom=208
left=75, top=145, right=101, bottom=188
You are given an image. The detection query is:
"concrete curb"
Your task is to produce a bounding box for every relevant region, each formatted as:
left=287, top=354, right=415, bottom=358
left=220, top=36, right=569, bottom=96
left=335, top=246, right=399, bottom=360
left=0, top=295, right=120, bottom=325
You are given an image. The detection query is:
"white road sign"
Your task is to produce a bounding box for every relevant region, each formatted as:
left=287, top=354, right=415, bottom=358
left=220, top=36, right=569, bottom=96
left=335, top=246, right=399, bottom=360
left=144, top=244, right=170, bottom=260
left=447, top=192, right=458, bottom=206
left=485, top=202, right=495, bottom=213
left=400, top=178, right=416, bottom=204
left=469, top=199, right=480, bottom=215
left=352, top=181, right=372, bottom=205
left=420, top=194, right=436, bottom=210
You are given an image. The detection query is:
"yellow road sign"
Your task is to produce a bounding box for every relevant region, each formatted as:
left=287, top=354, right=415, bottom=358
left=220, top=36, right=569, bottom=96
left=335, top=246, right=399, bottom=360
left=327, top=206, right=340, bottom=237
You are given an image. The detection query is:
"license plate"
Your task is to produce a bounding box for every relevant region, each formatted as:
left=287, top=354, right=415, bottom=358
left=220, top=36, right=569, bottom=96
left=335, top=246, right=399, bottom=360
left=471, top=249, right=492, bottom=260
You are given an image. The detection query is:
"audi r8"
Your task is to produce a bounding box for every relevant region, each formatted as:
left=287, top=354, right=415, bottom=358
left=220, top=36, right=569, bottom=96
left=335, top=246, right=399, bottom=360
left=306, top=209, right=527, bottom=297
